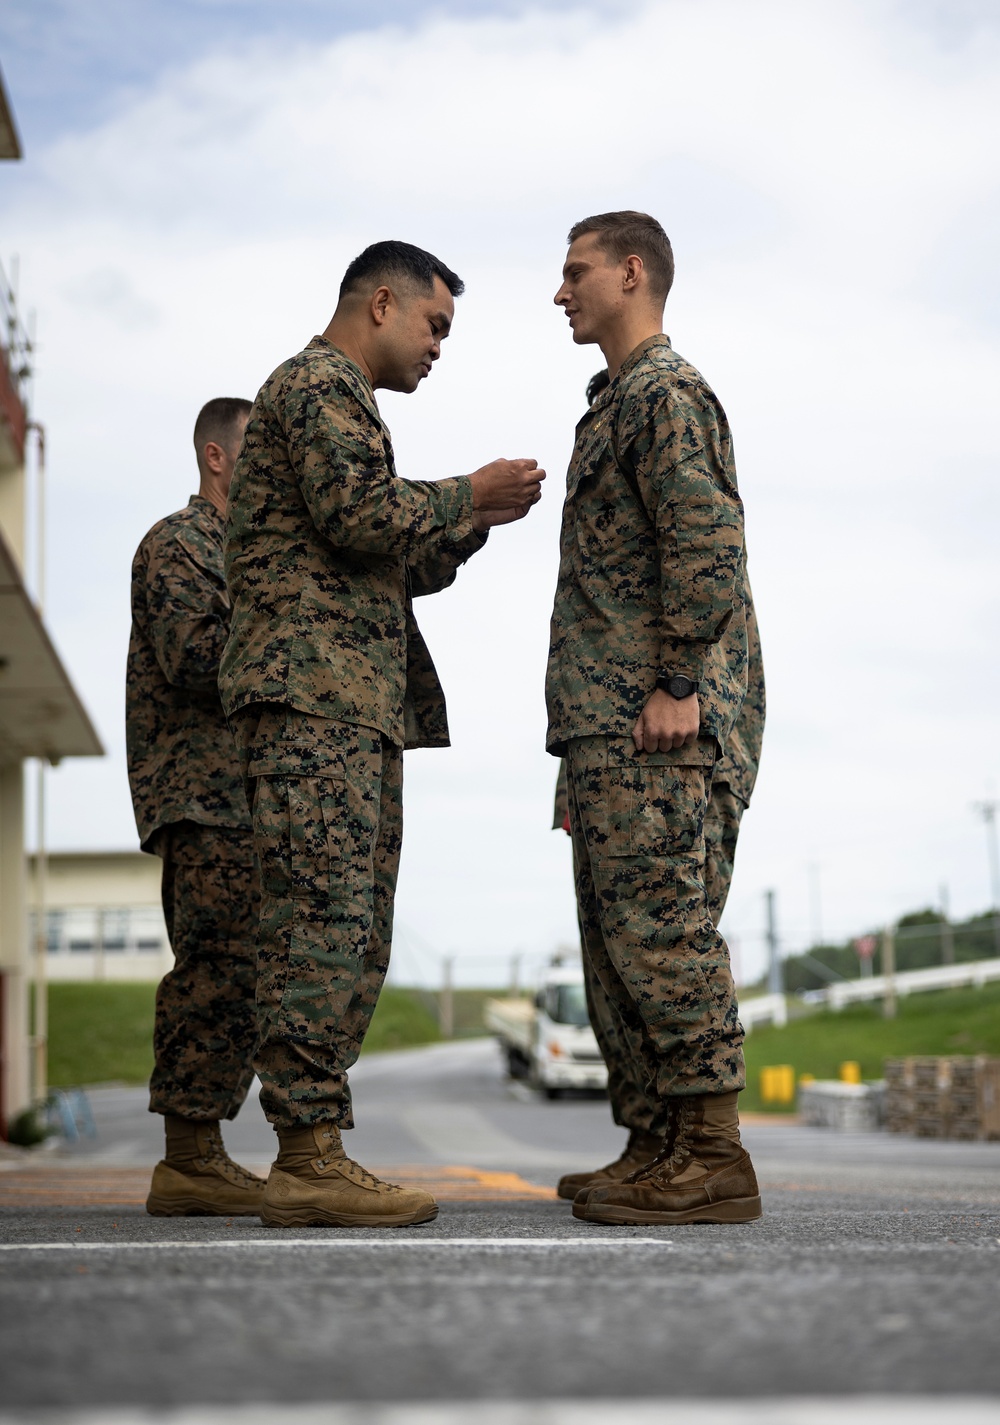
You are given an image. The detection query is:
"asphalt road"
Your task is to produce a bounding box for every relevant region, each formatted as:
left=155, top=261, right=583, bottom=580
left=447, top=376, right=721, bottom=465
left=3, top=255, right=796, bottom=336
left=2, top=1038, right=1000, bottom=1425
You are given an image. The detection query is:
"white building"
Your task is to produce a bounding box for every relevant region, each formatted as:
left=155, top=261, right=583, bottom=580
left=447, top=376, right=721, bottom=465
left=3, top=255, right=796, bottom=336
left=0, top=70, right=103, bottom=1131
left=29, top=851, right=170, bottom=984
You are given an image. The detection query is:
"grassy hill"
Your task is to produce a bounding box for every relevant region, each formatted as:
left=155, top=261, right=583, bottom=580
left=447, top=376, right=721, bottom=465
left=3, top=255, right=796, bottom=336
left=44, top=980, right=1000, bottom=1119
left=741, top=980, right=1000, bottom=1112
left=45, top=982, right=494, bottom=1088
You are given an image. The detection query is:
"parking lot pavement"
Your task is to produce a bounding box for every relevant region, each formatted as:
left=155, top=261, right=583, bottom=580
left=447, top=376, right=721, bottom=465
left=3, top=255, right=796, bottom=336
left=2, top=1039, right=1000, bottom=1421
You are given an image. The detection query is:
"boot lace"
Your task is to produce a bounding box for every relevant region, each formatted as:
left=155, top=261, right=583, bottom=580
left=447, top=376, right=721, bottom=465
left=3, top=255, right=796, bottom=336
left=624, top=1099, right=694, bottom=1184
left=314, top=1144, right=400, bottom=1194
left=198, top=1128, right=263, bottom=1187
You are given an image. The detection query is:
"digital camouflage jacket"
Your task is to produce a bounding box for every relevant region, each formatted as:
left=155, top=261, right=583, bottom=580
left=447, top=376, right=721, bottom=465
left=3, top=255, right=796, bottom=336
left=126, top=495, right=251, bottom=850
left=550, top=583, right=764, bottom=827
left=546, top=335, right=749, bottom=758
left=220, top=338, right=484, bottom=748
left=713, top=583, right=765, bottom=804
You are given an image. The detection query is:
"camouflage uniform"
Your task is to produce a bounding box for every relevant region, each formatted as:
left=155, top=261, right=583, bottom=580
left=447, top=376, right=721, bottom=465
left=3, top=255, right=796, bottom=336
left=554, top=591, right=765, bottom=1130
left=221, top=338, right=484, bottom=1129
left=546, top=335, right=752, bottom=1124
left=127, top=496, right=258, bottom=1121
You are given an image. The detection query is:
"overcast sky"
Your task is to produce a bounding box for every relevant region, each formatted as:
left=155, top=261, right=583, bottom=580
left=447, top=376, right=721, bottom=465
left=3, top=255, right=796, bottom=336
left=1, top=0, right=998, bottom=987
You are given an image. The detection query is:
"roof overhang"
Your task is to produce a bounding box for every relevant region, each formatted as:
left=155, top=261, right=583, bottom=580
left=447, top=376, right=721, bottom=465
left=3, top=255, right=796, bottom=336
left=0, top=529, right=103, bottom=763
left=0, top=66, right=22, bottom=160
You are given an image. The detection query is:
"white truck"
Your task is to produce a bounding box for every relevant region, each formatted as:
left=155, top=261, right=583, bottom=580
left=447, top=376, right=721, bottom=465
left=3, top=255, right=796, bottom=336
left=484, top=963, right=608, bottom=1098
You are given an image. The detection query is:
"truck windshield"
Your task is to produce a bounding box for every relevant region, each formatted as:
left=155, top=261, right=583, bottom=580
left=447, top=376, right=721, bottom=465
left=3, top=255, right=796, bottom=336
left=550, top=983, right=590, bottom=1027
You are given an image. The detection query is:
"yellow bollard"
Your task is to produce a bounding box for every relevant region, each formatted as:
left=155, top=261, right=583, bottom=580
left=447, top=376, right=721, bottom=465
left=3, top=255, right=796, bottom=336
left=761, top=1065, right=796, bottom=1104
left=839, top=1060, right=862, bottom=1084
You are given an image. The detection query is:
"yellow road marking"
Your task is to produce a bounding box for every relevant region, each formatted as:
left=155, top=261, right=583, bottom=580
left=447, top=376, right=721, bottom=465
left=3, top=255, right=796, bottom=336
left=0, top=1164, right=557, bottom=1208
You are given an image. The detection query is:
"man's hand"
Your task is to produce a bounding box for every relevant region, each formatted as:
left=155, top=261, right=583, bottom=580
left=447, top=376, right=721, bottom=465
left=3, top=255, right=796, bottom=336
left=472, top=503, right=534, bottom=533
left=469, top=458, right=545, bottom=512
left=632, top=688, right=700, bottom=753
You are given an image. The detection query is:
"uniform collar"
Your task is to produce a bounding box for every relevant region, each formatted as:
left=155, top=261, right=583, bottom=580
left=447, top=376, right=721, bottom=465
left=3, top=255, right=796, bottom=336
left=188, top=493, right=224, bottom=527
left=307, top=335, right=383, bottom=427
left=613, top=333, right=673, bottom=387
left=586, top=335, right=672, bottom=418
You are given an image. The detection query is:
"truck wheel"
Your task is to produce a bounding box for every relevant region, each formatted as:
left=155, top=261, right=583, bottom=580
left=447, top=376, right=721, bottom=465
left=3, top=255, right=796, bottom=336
left=543, top=1086, right=562, bottom=1101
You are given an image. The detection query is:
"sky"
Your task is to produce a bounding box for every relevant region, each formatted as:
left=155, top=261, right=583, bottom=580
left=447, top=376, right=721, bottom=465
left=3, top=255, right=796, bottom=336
left=1, top=0, right=998, bottom=988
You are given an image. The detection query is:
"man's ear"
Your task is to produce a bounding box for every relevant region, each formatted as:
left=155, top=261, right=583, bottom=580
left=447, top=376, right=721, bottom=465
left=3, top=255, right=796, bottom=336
left=202, top=440, right=225, bottom=475
left=622, top=254, right=644, bottom=291
left=370, top=285, right=393, bottom=325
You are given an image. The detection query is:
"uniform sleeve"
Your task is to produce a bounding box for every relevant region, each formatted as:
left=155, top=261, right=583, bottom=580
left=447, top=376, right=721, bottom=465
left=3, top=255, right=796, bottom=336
left=552, top=759, right=569, bottom=830
left=618, top=384, right=744, bottom=684
left=407, top=529, right=488, bottom=598
left=136, top=530, right=230, bottom=690
left=287, top=376, right=477, bottom=559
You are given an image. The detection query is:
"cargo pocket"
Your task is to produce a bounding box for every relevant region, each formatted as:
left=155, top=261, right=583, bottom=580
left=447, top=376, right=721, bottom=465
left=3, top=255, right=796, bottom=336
left=253, top=774, right=346, bottom=900
left=288, top=776, right=347, bottom=900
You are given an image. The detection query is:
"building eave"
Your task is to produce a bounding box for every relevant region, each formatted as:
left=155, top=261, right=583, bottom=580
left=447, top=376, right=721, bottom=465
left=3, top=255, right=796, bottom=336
left=0, top=528, right=104, bottom=763
left=0, top=66, right=22, bottom=161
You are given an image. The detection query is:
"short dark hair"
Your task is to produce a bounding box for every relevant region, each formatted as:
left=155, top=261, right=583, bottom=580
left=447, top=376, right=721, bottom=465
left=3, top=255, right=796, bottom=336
left=586, top=369, right=610, bottom=406
left=567, top=211, right=674, bottom=303
left=339, top=240, right=464, bottom=302
left=193, top=397, right=252, bottom=455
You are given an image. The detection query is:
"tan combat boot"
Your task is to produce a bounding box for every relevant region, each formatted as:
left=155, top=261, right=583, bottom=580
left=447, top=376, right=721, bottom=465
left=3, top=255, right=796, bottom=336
left=261, top=1123, right=438, bottom=1228
left=556, top=1128, right=662, bottom=1201
left=575, top=1091, right=762, bottom=1225
left=146, top=1116, right=267, bottom=1217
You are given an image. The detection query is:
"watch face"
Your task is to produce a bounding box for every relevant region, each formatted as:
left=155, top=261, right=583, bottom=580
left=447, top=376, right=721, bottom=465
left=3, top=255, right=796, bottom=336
left=668, top=675, right=694, bottom=699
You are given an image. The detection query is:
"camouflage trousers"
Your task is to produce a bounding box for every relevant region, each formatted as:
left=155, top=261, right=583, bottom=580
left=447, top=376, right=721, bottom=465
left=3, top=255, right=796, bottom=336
left=230, top=704, right=401, bottom=1131
left=148, top=820, right=260, bottom=1121
left=566, top=737, right=745, bottom=1129
left=582, top=781, right=747, bottom=1132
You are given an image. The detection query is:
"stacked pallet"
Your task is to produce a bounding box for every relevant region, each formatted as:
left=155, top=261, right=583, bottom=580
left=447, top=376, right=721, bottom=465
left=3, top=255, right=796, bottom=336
left=884, top=1056, right=1000, bottom=1140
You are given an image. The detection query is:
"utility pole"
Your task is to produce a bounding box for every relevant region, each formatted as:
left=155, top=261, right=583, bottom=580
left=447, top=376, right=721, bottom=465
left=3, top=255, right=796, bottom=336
left=939, top=883, right=955, bottom=966
left=439, top=956, right=454, bottom=1040
left=765, top=889, right=783, bottom=996
left=882, top=923, right=897, bottom=1020
left=973, top=801, right=1000, bottom=956
left=807, top=863, right=823, bottom=947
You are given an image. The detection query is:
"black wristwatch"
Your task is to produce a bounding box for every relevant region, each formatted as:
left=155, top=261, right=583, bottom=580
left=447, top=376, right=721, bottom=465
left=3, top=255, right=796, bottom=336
left=656, top=673, right=699, bottom=700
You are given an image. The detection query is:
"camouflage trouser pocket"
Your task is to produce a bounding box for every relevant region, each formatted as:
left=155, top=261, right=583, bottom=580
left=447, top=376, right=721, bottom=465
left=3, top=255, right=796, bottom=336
left=253, top=774, right=347, bottom=901
left=607, top=765, right=707, bottom=859
left=568, top=738, right=710, bottom=861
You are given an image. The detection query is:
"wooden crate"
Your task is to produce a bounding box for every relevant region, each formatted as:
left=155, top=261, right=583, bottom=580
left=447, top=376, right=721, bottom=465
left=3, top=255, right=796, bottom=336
left=883, top=1056, right=1000, bottom=1140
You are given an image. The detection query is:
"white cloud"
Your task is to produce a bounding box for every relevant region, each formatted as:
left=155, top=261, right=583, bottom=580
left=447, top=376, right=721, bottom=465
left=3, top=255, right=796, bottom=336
left=8, top=0, right=1000, bottom=983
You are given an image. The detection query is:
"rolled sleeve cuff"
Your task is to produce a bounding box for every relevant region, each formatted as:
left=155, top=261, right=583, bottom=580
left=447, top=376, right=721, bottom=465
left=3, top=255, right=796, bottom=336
left=658, top=641, right=708, bottom=685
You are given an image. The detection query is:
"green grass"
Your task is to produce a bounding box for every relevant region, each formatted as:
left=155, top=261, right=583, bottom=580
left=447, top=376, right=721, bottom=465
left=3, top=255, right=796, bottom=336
left=54, top=978, right=996, bottom=1108
left=45, top=982, right=476, bottom=1086
left=360, top=986, right=442, bottom=1054
left=742, top=980, right=1000, bottom=1113
left=48, top=982, right=156, bottom=1088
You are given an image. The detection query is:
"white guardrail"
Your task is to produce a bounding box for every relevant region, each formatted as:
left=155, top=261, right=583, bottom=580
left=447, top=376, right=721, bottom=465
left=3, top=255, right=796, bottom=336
left=818, top=956, right=1000, bottom=1009
left=739, top=993, right=788, bottom=1032
left=738, top=957, right=1000, bottom=1030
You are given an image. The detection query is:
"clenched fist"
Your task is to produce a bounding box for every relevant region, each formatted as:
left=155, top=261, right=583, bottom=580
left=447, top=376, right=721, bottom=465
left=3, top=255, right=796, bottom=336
left=469, top=458, right=545, bottom=512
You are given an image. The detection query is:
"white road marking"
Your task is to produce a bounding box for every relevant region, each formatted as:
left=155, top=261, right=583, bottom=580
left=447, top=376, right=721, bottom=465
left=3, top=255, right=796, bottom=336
left=1, top=1398, right=999, bottom=1424
left=0, top=1236, right=671, bottom=1253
